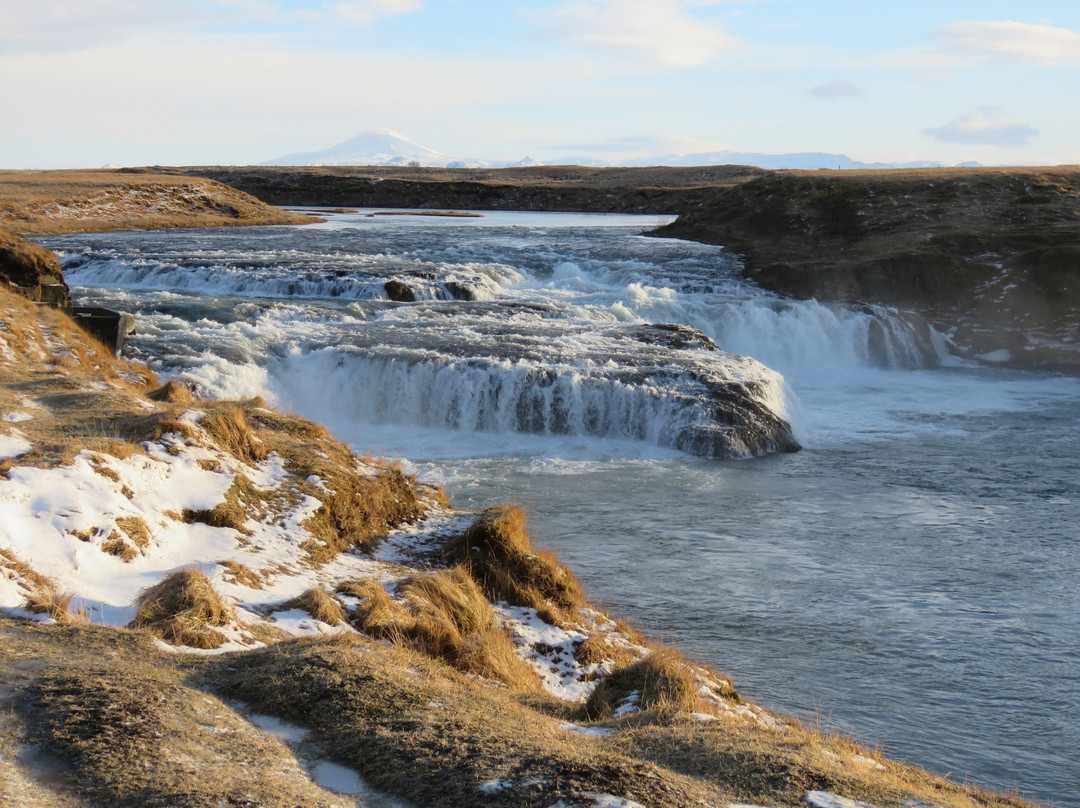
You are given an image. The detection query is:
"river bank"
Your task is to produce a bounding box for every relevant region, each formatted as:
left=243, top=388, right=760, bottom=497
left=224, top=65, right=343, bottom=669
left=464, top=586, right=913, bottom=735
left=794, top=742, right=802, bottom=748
left=0, top=175, right=1053, bottom=808
left=651, top=167, right=1080, bottom=372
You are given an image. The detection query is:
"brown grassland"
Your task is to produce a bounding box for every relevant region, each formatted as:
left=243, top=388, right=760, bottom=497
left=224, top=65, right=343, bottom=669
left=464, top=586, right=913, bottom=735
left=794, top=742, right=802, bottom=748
left=0, top=168, right=313, bottom=236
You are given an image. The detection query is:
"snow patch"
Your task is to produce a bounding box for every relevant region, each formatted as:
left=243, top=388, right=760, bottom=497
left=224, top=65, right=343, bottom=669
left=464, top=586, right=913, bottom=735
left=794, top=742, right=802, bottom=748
left=805, top=791, right=878, bottom=808
left=559, top=722, right=617, bottom=738
left=0, top=430, right=32, bottom=459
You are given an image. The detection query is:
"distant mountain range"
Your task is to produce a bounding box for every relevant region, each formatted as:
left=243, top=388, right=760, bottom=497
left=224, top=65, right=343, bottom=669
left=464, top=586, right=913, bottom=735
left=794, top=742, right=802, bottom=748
left=262, top=129, right=973, bottom=171
left=261, top=129, right=542, bottom=169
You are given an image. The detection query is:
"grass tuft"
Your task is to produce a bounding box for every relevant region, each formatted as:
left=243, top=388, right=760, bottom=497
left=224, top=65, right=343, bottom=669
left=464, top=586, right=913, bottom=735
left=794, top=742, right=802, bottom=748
left=302, top=465, right=423, bottom=561
left=449, top=506, right=584, bottom=623
left=130, top=568, right=234, bottom=649
left=200, top=405, right=268, bottom=464
left=146, top=379, right=194, bottom=403
left=284, top=587, right=347, bottom=625
left=585, top=647, right=708, bottom=720
left=182, top=474, right=266, bottom=535
left=574, top=633, right=635, bottom=668
left=23, top=580, right=87, bottom=624
left=344, top=570, right=541, bottom=690
left=402, top=565, right=494, bottom=636
left=219, top=559, right=265, bottom=588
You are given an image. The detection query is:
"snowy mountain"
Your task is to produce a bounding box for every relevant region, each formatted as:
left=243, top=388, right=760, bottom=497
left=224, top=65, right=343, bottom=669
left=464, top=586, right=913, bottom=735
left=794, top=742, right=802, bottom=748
left=619, top=151, right=945, bottom=170
left=263, top=130, right=963, bottom=170
left=261, top=129, right=453, bottom=167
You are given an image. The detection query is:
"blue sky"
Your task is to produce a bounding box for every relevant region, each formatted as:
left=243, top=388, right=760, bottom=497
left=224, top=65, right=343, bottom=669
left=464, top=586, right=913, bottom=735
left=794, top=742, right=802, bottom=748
left=2, top=0, right=1079, bottom=167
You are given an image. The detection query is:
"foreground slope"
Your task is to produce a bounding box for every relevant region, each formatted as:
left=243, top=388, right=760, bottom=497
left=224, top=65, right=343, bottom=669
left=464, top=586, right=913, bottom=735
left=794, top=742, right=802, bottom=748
left=0, top=256, right=1043, bottom=807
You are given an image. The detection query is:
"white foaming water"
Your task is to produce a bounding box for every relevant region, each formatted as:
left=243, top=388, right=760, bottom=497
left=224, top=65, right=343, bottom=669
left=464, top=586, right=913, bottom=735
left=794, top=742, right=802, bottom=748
left=46, top=211, right=1080, bottom=807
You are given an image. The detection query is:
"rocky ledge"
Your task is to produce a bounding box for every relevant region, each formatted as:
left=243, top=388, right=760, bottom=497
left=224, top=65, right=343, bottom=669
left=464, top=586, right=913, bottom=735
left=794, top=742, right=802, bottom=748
left=651, top=167, right=1080, bottom=371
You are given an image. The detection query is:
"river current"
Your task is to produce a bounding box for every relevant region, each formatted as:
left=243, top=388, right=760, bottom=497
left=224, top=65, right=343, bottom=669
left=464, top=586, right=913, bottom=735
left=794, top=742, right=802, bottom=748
left=44, top=210, right=1080, bottom=806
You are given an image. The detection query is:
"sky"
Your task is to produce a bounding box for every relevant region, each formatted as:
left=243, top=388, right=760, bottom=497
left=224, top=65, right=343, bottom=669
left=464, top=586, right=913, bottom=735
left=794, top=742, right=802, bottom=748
left=2, top=0, right=1079, bottom=168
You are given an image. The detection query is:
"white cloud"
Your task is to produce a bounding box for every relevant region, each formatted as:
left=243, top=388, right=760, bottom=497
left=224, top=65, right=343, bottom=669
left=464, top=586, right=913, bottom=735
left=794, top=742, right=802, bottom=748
left=548, top=133, right=731, bottom=158
left=532, top=0, right=743, bottom=67
left=936, top=20, right=1080, bottom=65
left=0, top=0, right=421, bottom=53
left=922, top=110, right=1038, bottom=148
left=325, top=0, right=421, bottom=27
left=808, top=80, right=862, bottom=99
left=0, top=0, right=191, bottom=52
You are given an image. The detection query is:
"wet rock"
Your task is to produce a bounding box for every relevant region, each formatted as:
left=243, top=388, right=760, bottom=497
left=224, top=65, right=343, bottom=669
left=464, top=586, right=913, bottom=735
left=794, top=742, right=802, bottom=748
left=384, top=279, right=417, bottom=302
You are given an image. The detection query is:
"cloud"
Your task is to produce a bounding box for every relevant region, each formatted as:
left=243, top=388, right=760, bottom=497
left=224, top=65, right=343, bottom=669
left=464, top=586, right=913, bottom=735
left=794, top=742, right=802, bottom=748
left=0, top=0, right=191, bottom=52
left=548, top=133, right=731, bottom=157
left=0, top=0, right=421, bottom=53
left=808, top=80, right=862, bottom=99
left=324, top=0, right=421, bottom=27
left=922, top=110, right=1038, bottom=147
left=936, top=20, right=1080, bottom=65
left=532, top=0, right=743, bottom=67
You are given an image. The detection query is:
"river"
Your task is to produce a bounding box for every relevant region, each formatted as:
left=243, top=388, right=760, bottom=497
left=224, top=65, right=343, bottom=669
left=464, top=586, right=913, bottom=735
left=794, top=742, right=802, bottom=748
left=44, top=209, right=1080, bottom=807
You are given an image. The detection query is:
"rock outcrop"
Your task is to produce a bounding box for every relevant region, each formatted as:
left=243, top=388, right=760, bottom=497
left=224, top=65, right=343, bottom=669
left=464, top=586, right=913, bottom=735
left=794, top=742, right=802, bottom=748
left=651, top=167, right=1080, bottom=370
left=0, top=231, right=71, bottom=306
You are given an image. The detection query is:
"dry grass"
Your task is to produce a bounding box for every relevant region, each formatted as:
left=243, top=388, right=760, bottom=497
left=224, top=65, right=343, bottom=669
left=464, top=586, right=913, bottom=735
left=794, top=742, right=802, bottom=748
left=146, top=378, right=193, bottom=403
left=403, top=565, right=494, bottom=636
left=574, top=633, right=635, bottom=667
left=449, top=506, right=584, bottom=624
left=219, top=559, right=265, bottom=588
left=200, top=406, right=268, bottom=464
left=284, top=587, right=347, bottom=625
left=585, top=647, right=717, bottom=721
left=344, top=570, right=541, bottom=690
left=218, top=634, right=731, bottom=808
left=0, top=169, right=314, bottom=237
left=130, top=568, right=234, bottom=649
left=23, top=580, right=87, bottom=625
left=0, top=613, right=1047, bottom=808
left=182, top=473, right=268, bottom=535
left=301, top=464, right=422, bottom=561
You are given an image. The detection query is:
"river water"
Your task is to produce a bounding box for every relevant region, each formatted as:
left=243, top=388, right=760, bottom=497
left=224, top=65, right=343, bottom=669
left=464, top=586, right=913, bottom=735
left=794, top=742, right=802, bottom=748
left=44, top=210, right=1080, bottom=806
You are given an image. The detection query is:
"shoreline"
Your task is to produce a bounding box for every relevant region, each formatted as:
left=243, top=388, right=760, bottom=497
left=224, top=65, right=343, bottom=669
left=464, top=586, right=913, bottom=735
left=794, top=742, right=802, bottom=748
left=0, top=176, right=1050, bottom=808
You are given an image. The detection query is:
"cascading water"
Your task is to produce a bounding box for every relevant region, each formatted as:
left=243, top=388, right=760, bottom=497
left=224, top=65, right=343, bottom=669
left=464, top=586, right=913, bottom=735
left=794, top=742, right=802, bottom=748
left=41, top=209, right=1080, bottom=807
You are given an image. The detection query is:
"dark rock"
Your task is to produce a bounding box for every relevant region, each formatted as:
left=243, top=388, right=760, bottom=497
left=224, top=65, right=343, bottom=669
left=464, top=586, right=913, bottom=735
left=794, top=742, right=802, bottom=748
left=443, top=281, right=475, bottom=301
left=384, top=280, right=417, bottom=302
